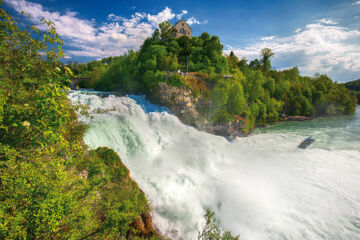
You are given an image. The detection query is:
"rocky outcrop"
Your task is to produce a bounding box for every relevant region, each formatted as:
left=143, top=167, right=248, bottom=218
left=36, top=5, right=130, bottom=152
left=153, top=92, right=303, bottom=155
left=128, top=212, right=157, bottom=239
left=149, top=82, right=200, bottom=126
left=283, top=115, right=313, bottom=121
left=148, top=82, right=249, bottom=138
left=198, top=122, right=248, bottom=138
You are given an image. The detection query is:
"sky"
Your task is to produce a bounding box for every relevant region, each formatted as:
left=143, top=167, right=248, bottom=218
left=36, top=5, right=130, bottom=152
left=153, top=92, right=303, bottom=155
left=2, top=0, right=360, bottom=82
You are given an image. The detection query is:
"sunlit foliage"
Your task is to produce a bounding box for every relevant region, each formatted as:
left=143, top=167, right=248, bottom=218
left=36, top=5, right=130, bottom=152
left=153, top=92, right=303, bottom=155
left=66, top=21, right=357, bottom=133
left=0, top=7, right=160, bottom=239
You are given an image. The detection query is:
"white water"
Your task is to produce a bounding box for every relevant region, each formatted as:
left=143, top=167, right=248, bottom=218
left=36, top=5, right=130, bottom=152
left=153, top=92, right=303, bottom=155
left=69, top=91, right=360, bottom=240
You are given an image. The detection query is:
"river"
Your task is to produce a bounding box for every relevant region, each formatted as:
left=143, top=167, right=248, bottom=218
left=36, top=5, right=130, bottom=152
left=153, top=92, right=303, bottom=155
left=68, top=91, right=360, bottom=240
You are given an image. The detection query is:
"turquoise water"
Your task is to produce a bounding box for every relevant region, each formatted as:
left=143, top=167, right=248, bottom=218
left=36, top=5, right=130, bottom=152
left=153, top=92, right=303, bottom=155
left=256, top=108, right=360, bottom=151
left=69, top=91, right=360, bottom=240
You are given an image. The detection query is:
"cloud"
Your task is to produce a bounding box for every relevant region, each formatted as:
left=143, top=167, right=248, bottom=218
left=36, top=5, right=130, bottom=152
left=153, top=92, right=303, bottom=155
left=107, top=13, right=125, bottom=22
left=317, top=18, right=337, bottom=25
left=352, top=1, right=360, bottom=5
left=5, top=0, right=97, bottom=42
left=226, top=18, right=360, bottom=82
left=186, top=17, right=200, bottom=25
left=260, top=36, right=274, bottom=41
left=176, top=10, right=188, bottom=20
left=146, top=6, right=175, bottom=26
left=3, top=0, right=191, bottom=59
left=186, top=17, right=207, bottom=26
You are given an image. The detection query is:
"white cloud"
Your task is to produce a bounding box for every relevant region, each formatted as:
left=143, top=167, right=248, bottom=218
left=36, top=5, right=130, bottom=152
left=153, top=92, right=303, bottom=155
left=186, top=17, right=200, bottom=25
left=226, top=18, right=360, bottom=82
left=5, top=0, right=97, bottom=42
left=176, top=10, right=188, bottom=20
left=3, top=0, right=191, bottom=59
left=107, top=13, right=125, bottom=22
left=317, top=18, right=337, bottom=25
left=352, top=1, right=360, bottom=5
left=260, top=36, right=274, bottom=41
left=186, top=17, right=207, bottom=26
left=146, top=6, right=175, bottom=26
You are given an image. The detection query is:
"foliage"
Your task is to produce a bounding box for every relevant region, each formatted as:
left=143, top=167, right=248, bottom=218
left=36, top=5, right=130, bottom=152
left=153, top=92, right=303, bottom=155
left=88, top=22, right=228, bottom=94
left=96, top=51, right=140, bottom=92
left=77, top=147, right=157, bottom=239
left=343, top=79, right=360, bottom=104
left=1, top=6, right=355, bottom=238
left=197, top=209, right=239, bottom=240
left=63, top=20, right=357, bottom=133
left=260, top=48, right=274, bottom=73
left=159, top=21, right=173, bottom=40
left=0, top=7, right=160, bottom=240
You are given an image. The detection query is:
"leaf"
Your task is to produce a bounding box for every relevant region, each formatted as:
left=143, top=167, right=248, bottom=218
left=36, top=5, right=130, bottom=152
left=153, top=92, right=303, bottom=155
left=22, top=121, right=30, bottom=127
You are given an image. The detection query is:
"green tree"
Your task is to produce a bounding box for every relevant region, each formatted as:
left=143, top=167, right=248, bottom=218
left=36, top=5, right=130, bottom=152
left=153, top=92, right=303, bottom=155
left=228, top=83, right=246, bottom=115
left=249, top=58, right=261, bottom=70
left=197, top=209, right=239, bottom=240
left=260, top=48, right=274, bottom=73
left=159, top=21, right=173, bottom=40
left=227, top=51, right=239, bottom=69
left=152, top=28, right=161, bottom=40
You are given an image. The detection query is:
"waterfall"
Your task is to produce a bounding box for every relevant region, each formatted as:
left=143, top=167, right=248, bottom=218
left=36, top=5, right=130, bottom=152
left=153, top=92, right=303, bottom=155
left=69, top=91, right=360, bottom=240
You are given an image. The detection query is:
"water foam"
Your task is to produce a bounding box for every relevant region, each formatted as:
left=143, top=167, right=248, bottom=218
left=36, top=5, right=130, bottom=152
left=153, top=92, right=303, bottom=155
left=68, top=91, right=360, bottom=240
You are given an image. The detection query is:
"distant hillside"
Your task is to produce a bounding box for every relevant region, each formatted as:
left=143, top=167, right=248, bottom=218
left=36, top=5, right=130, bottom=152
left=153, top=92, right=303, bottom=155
left=343, top=79, right=360, bottom=104
left=344, top=79, right=360, bottom=91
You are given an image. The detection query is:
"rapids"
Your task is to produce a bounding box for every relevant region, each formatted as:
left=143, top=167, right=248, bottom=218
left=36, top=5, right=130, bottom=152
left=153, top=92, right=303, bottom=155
left=69, top=91, right=360, bottom=240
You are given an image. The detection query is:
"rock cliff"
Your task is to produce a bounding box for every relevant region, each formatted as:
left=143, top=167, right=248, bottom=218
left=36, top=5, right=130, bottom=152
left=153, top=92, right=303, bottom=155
left=149, top=82, right=200, bottom=126
left=148, top=82, right=248, bottom=138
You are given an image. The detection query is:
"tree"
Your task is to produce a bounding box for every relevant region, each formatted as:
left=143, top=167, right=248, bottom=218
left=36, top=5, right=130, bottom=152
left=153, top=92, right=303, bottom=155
left=260, top=48, right=274, bottom=73
left=0, top=8, right=161, bottom=240
left=237, top=57, right=248, bottom=72
left=249, top=58, right=261, bottom=70
left=228, top=83, right=246, bottom=115
left=152, top=28, right=160, bottom=40
left=197, top=209, right=239, bottom=240
left=227, top=51, right=239, bottom=69
left=200, top=32, right=211, bottom=41
left=159, top=21, right=173, bottom=40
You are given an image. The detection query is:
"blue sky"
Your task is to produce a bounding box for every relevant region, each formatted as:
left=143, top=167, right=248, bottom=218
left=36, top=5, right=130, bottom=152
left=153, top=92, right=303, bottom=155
left=3, top=0, right=360, bottom=82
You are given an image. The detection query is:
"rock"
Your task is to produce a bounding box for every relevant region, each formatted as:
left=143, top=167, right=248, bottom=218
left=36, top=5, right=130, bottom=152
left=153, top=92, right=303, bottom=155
left=128, top=212, right=158, bottom=239
left=284, top=115, right=313, bottom=121
left=147, top=82, right=249, bottom=138
left=132, top=217, right=146, bottom=234
left=142, top=212, right=154, bottom=232
left=148, top=82, right=199, bottom=126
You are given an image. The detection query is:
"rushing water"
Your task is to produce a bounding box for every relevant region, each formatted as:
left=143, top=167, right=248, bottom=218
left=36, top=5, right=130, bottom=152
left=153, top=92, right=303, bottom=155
left=69, top=91, right=360, bottom=240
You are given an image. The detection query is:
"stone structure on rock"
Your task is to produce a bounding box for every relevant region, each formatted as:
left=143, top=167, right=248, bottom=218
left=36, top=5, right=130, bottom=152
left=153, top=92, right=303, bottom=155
left=172, top=19, right=192, bottom=38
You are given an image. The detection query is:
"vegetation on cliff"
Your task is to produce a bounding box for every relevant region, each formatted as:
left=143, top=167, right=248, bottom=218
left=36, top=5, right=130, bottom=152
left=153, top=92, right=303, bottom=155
left=0, top=7, right=160, bottom=239
left=67, top=21, right=357, bottom=132
left=343, top=79, right=360, bottom=104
